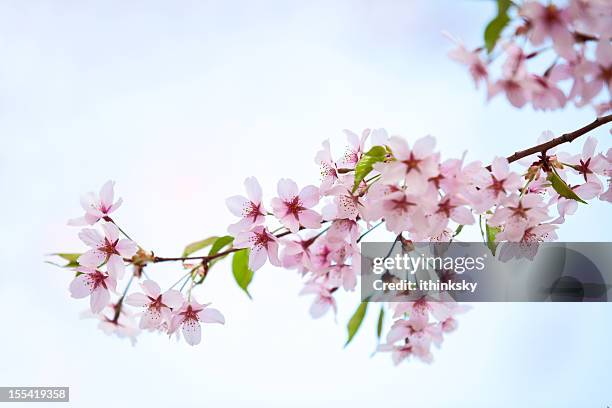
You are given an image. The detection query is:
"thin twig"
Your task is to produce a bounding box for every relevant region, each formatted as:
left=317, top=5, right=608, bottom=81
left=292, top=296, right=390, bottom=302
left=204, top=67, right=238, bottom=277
left=485, top=114, right=611, bottom=170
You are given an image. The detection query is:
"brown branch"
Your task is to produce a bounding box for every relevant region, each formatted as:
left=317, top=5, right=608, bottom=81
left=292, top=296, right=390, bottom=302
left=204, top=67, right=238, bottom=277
left=485, top=114, right=612, bottom=171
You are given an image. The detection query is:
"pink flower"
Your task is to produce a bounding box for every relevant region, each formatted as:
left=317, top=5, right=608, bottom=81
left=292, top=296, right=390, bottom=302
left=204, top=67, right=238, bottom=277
left=299, top=282, right=337, bottom=319
left=551, top=181, right=602, bottom=223
left=428, top=194, right=475, bottom=238
left=446, top=34, right=488, bottom=88
left=338, top=129, right=369, bottom=168
left=226, top=177, right=266, bottom=236
left=234, top=225, right=281, bottom=271
left=271, top=179, right=322, bottom=233
left=520, top=2, right=575, bottom=59
left=488, top=44, right=536, bottom=108
left=315, top=140, right=338, bottom=194
left=567, top=136, right=607, bottom=183
left=125, top=280, right=184, bottom=330
left=81, top=304, right=140, bottom=345
left=169, top=299, right=225, bottom=346
left=530, top=75, right=567, bottom=111
left=600, top=148, right=612, bottom=203
left=375, top=135, right=439, bottom=194
left=69, top=265, right=117, bottom=313
left=378, top=319, right=443, bottom=364
left=473, top=157, right=522, bottom=212
left=68, top=180, right=123, bottom=226
left=576, top=40, right=612, bottom=105
left=77, top=222, right=138, bottom=279
left=489, top=193, right=551, bottom=229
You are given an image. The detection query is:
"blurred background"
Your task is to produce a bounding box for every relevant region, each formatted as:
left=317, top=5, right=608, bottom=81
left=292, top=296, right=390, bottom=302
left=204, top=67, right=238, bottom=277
left=1, top=1, right=611, bottom=407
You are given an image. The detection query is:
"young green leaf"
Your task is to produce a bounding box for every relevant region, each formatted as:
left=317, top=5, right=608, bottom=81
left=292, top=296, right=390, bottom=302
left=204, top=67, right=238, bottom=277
left=47, top=253, right=81, bottom=268
left=376, top=306, right=385, bottom=340
left=209, top=235, right=234, bottom=256
left=352, top=146, right=387, bottom=192
left=484, top=0, right=512, bottom=53
left=485, top=223, right=501, bottom=256
left=232, top=249, right=254, bottom=299
left=182, top=236, right=219, bottom=257
left=345, top=301, right=368, bottom=347
left=547, top=171, right=588, bottom=204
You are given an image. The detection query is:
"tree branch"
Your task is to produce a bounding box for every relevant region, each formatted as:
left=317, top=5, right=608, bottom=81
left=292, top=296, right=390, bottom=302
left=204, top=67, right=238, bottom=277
left=485, top=114, right=611, bottom=170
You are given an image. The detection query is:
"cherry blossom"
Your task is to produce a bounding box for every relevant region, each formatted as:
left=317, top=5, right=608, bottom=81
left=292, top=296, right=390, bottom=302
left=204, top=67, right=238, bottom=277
left=234, top=225, right=281, bottom=271
left=520, top=2, right=575, bottom=59
left=69, top=265, right=117, bottom=313
left=77, top=222, right=138, bottom=279
left=271, top=179, right=322, bottom=233
left=299, top=282, right=337, bottom=319
left=169, top=299, right=225, bottom=346
left=68, top=180, right=123, bottom=226
left=125, top=280, right=184, bottom=330
left=226, top=177, right=267, bottom=236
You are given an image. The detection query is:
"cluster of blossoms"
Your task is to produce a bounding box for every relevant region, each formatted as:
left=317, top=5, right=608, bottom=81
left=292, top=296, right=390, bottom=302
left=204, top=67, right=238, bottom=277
left=224, top=126, right=611, bottom=364
left=66, top=181, right=225, bottom=346
left=57, top=118, right=610, bottom=360
left=448, top=0, right=611, bottom=113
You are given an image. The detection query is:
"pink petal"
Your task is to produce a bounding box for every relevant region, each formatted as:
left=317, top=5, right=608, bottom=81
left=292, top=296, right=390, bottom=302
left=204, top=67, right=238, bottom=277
left=181, top=319, right=202, bottom=346
left=298, top=209, right=322, bottom=229
left=281, top=214, right=300, bottom=233
left=77, top=250, right=106, bottom=267
left=69, top=274, right=94, bottom=298
left=78, top=228, right=104, bottom=248
left=451, top=206, right=475, bottom=225
left=226, top=195, right=249, bottom=217
left=99, top=180, right=115, bottom=209
left=249, top=246, right=268, bottom=271
left=125, top=292, right=150, bottom=307
left=107, top=254, right=125, bottom=280
left=141, top=280, right=161, bottom=298
left=244, top=177, right=262, bottom=203
left=101, top=222, right=120, bottom=242
left=413, top=135, right=436, bottom=158
left=161, top=290, right=184, bottom=309
left=140, top=308, right=163, bottom=329
left=116, top=239, right=138, bottom=258
left=277, top=178, right=299, bottom=200
left=299, top=185, right=320, bottom=207
left=490, top=157, right=509, bottom=180
left=90, top=287, right=110, bottom=313
left=198, top=308, right=225, bottom=324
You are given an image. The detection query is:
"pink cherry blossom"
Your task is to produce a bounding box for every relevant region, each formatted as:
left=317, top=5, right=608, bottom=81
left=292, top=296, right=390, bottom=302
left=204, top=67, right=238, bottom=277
left=226, top=177, right=266, bottom=236
left=566, top=136, right=607, bottom=183
left=446, top=35, right=488, bottom=88
left=68, top=180, right=123, bottom=226
left=81, top=304, right=140, bottom=345
left=473, top=157, right=522, bottom=212
left=315, top=140, right=338, bottom=194
left=169, top=299, right=225, bottom=346
left=70, top=265, right=117, bottom=313
left=271, top=179, right=322, bottom=233
left=126, top=280, right=184, bottom=330
left=299, top=282, right=337, bottom=319
left=77, top=222, right=138, bottom=279
left=428, top=194, right=475, bottom=238
left=338, top=129, right=369, bottom=168
left=375, top=135, right=439, bottom=194
left=600, top=148, right=612, bottom=202
left=520, top=2, right=575, bottom=59
left=234, top=225, right=281, bottom=271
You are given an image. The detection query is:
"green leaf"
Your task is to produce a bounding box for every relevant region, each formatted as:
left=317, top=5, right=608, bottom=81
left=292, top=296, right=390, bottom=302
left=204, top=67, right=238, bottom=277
left=376, top=306, right=385, bottom=340
left=547, top=171, right=588, bottom=204
left=47, top=253, right=81, bottom=268
left=352, top=146, right=387, bottom=192
left=209, top=235, right=234, bottom=256
left=484, top=0, right=512, bottom=53
left=182, top=236, right=218, bottom=257
left=232, top=249, right=254, bottom=299
left=345, top=301, right=368, bottom=347
left=485, top=223, right=501, bottom=256
left=453, top=224, right=464, bottom=238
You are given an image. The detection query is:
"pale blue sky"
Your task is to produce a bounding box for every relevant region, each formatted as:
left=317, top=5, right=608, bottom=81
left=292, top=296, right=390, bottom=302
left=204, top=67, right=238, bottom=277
left=0, top=1, right=610, bottom=407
